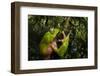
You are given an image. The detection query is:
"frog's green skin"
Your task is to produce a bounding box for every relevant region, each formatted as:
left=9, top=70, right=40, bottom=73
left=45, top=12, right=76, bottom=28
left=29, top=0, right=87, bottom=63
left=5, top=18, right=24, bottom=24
left=39, top=28, right=70, bottom=58
left=39, top=28, right=60, bottom=56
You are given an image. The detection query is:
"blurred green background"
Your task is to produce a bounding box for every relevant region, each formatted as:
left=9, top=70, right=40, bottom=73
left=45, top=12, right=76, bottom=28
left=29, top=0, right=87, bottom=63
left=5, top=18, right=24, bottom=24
left=28, top=15, right=88, bottom=60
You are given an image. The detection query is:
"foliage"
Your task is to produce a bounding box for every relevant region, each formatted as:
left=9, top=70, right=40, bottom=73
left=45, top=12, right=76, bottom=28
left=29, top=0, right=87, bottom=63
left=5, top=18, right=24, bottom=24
left=28, top=15, right=88, bottom=60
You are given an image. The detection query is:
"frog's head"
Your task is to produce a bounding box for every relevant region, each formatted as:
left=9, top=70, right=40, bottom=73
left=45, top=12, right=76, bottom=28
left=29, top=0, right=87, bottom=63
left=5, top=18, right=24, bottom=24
left=50, top=28, right=54, bottom=33
left=50, top=28, right=60, bottom=37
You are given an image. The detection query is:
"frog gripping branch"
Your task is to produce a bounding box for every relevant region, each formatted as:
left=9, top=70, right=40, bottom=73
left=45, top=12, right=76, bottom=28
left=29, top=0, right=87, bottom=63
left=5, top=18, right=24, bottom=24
left=39, top=28, right=70, bottom=59
left=57, top=32, right=70, bottom=58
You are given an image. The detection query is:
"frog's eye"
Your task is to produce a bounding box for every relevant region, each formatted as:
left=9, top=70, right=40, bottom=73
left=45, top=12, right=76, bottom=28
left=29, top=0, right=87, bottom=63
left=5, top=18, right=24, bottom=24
left=50, top=28, right=54, bottom=33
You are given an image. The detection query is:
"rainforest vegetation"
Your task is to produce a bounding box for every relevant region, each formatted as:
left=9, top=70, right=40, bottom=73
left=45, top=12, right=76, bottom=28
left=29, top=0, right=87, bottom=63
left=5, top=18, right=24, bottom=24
left=28, top=15, right=88, bottom=60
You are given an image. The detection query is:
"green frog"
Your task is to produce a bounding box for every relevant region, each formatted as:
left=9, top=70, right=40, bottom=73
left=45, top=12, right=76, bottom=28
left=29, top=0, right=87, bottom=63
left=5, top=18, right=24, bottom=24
left=39, top=28, right=70, bottom=59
